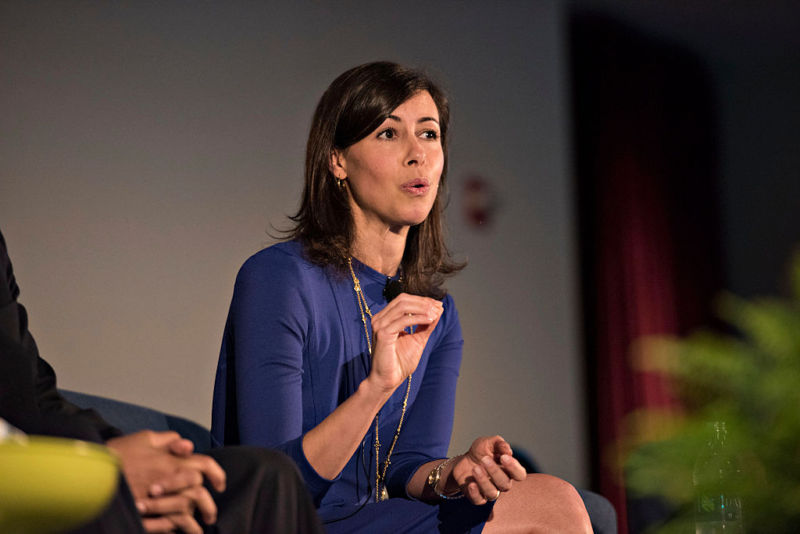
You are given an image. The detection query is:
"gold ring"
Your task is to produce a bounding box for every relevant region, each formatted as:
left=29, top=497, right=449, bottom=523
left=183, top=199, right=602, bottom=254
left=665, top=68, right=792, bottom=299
left=489, top=489, right=500, bottom=501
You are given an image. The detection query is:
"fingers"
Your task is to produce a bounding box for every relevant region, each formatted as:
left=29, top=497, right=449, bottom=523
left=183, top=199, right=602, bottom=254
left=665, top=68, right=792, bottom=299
left=465, top=480, right=489, bottom=505
left=145, top=430, right=184, bottom=448
left=372, top=294, right=443, bottom=333
left=500, top=453, right=527, bottom=480
left=188, top=454, right=226, bottom=493
left=189, top=485, right=218, bottom=524
left=149, top=467, right=203, bottom=497
left=367, top=294, right=445, bottom=390
left=150, top=454, right=226, bottom=496
left=167, top=437, right=195, bottom=457
left=460, top=451, right=527, bottom=505
left=479, top=456, right=513, bottom=492
left=142, top=487, right=217, bottom=524
left=492, top=437, right=514, bottom=458
left=142, top=513, right=203, bottom=534
left=141, top=515, right=183, bottom=534
left=375, top=310, right=440, bottom=339
left=138, top=486, right=217, bottom=533
left=375, top=293, right=443, bottom=321
left=386, top=292, right=443, bottom=311
left=485, top=437, right=526, bottom=480
left=466, top=459, right=506, bottom=505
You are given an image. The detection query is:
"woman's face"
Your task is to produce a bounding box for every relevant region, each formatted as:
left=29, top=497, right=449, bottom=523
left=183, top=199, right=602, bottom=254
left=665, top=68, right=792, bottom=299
left=331, top=91, right=444, bottom=234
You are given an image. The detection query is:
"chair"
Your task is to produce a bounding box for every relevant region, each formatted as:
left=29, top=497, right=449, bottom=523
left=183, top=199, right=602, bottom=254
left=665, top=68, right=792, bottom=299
left=59, top=390, right=212, bottom=452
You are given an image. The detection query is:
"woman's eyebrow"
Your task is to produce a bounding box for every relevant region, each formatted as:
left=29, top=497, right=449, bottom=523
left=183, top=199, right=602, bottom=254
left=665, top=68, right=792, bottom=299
left=385, top=114, right=440, bottom=125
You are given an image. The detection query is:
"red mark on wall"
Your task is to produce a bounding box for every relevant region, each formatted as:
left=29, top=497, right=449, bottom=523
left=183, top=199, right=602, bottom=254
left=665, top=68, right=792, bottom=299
left=461, top=175, right=497, bottom=229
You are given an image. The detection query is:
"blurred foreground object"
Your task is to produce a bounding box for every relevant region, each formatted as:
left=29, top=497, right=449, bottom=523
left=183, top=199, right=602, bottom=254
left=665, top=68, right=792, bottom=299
left=0, top=435, right=118, bottom=533
left=624, top=250, right=800, bottom=533
left=692, top=421, right=744, bottom=533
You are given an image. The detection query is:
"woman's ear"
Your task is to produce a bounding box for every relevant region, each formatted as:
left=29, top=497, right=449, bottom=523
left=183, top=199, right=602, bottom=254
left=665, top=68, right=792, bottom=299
left=329, top=149, right=347, bottom=180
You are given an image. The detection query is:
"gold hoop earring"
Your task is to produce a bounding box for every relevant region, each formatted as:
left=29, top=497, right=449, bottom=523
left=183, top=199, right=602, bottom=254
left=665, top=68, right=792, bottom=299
left=336, top=178, right=347, bottom=191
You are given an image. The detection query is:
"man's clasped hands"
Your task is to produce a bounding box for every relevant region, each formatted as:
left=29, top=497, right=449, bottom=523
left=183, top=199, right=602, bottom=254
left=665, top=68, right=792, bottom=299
left=107, top=430, right=225, bottom=534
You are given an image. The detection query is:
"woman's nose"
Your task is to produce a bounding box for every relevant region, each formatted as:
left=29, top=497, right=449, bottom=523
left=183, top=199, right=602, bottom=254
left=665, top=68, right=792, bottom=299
left=405, top=138, right=426, bottom=166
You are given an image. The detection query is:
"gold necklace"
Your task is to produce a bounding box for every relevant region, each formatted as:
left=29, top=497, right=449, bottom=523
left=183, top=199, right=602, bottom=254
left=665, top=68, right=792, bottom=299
left=348, top=258, right=412, bottom=503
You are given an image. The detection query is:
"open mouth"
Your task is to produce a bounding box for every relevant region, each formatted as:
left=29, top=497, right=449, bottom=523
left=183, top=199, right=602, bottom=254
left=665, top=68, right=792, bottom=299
left=402, top=178, right=431, bottom=195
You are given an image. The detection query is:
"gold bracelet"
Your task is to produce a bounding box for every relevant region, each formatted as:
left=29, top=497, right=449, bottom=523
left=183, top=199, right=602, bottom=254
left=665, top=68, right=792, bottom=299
left=426, top=457, right=464, bottom=500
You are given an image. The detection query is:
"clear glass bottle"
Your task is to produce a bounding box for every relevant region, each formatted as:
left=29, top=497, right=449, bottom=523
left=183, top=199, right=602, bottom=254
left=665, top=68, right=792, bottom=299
left=693, top=421, right=744, bottom=534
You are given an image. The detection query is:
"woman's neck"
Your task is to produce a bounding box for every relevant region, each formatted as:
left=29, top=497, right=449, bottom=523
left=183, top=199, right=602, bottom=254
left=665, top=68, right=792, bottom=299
left=351, top=224, right=408, bottom=277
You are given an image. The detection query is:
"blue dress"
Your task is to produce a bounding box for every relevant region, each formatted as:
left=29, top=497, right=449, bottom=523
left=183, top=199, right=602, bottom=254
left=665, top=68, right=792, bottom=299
left=211, top=241, right=492, bottom=532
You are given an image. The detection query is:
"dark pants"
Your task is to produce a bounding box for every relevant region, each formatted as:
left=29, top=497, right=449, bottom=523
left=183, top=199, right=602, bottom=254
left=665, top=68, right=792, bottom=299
left=69, top=447, right=325, bottom=534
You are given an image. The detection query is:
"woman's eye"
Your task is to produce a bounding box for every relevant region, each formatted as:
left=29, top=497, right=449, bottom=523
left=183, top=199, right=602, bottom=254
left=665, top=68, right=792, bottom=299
left=377, top=128, right=396, bottom=139
left=421, top=130, right=439, bottom=140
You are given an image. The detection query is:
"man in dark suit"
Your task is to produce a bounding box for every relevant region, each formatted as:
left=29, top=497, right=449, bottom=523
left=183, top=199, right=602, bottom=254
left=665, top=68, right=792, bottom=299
left=0, top=229, right=324, bottom=534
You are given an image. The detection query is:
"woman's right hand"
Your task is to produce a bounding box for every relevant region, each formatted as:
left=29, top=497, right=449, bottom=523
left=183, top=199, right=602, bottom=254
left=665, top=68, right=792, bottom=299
left=366, top=293, right=443, bottom=393
left=301, top=293, right=443, bottom=480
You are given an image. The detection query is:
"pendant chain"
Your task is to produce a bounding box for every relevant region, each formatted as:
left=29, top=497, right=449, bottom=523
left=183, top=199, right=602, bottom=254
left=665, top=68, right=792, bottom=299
left=348, top=258, right=412, bottom=502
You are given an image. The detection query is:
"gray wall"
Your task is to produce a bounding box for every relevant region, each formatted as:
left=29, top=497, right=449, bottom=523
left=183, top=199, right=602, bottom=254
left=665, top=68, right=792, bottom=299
left=0, top=1, right=586, bottom=485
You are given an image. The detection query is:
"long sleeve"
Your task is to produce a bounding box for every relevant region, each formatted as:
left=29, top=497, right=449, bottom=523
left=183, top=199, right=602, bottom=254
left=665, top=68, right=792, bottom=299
left=212, top=246, right=336, bottom=504
left=0, top=308, right=40, bottom=431
left=0, top=230, right=120, bottom=442
left=384, top=293, right=464, bottom=497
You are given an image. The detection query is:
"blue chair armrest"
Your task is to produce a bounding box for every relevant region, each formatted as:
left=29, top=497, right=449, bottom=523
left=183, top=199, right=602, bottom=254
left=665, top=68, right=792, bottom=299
left=59, top=390, right=212, bottom=452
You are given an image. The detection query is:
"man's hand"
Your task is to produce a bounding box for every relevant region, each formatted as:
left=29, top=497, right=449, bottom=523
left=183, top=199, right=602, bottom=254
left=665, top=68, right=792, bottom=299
left=134, top=486, right=217, bottom=534
left=107, top=430, right=226, bottom=532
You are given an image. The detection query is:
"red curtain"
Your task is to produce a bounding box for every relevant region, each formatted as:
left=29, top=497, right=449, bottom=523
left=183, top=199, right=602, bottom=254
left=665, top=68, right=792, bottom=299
left=570, top=14, right=723, bottom=534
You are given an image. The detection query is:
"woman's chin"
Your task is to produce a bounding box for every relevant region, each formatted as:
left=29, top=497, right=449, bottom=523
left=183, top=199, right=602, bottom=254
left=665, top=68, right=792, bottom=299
left=401, top=207, right=435, bottom=227
left=400, top=216, right=431, bottom=229
left=381, top=212, right=431, bottom=231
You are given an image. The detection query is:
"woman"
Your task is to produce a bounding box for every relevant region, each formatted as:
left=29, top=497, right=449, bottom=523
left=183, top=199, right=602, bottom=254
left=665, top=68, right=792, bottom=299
left=211, top=62, right=593, bottom=533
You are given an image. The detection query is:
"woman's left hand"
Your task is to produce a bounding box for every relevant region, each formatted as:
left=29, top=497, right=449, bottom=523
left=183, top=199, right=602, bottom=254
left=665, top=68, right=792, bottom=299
left=447, top=436, right=528, bottom=505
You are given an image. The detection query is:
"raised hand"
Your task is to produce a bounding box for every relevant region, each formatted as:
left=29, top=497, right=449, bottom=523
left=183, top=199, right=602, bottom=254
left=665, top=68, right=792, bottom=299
left=367, top=293, right=443, bottom=392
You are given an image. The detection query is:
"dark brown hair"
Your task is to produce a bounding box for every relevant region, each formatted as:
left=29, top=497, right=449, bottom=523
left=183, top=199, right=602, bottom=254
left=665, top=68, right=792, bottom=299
left=287, top=61, right=463, bottom=298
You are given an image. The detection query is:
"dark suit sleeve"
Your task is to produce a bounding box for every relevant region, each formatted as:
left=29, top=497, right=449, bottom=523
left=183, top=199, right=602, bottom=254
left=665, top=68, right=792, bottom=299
left=0, top=230, right=121, bottom=441
left=0, top=314, right=40, bottom=431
